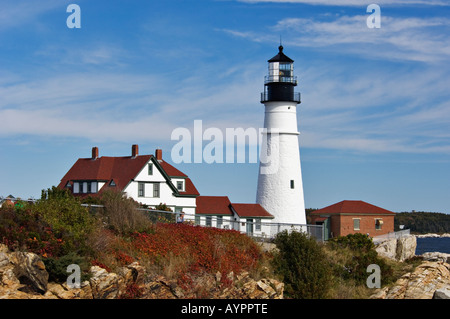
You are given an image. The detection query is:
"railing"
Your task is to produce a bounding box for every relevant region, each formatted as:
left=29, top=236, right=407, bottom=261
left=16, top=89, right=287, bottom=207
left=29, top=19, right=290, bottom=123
left=264, top=75, right=297, bottom=84
left=260, top=92, right=301, bottom=103
left=81, top=204, right=324, bottom=242
left=373, top=229, right=411, bottom=241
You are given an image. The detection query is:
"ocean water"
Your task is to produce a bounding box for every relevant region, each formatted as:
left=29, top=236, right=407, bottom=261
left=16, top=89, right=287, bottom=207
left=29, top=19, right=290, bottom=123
left=415, top=237, right=450, bottom=255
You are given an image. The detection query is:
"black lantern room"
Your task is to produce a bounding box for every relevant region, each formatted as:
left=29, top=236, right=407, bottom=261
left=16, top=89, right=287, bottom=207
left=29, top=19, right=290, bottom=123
left=261, top=46, right=301, bottom=104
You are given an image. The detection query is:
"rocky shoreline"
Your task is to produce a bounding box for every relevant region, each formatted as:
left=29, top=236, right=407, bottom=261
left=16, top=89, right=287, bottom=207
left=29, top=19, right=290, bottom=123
left=415, top=233, right=450, bottom=238
left=372, top=235, right=450, bottom=299
left=0, top=244, right=283, bottom=299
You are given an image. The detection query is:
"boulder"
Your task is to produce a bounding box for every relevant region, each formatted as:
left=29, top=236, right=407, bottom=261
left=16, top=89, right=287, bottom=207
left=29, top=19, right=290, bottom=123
left=433, top=286, right=450, bottom=299
left=375, top=238, right=397, bottom=260
left=89, top=266, right=120, bottom=299
left=396, top=235, right=417, bottom=262
left=8, top=252, right=49, bottom=293
left=375, top=235, right=416, bottom=262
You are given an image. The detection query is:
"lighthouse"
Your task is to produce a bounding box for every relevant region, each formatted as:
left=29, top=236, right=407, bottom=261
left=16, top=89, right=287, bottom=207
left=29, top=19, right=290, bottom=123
left=256, top=45, right=307, bottom=225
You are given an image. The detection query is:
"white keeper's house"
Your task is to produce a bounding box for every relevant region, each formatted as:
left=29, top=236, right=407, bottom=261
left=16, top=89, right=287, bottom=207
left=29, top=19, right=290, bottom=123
left=58, top=145, right=273, bottom=236
left=58, top=145, right=199, bottom=216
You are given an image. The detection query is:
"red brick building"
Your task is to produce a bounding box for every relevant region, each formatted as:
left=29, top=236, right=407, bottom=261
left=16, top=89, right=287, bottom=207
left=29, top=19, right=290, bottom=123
left=308, top=200, right=395, bottom=240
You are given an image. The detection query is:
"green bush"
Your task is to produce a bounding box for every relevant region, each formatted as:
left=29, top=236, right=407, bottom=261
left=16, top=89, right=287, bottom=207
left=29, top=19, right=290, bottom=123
left=328, top=233, right=374, bottom=252
left=272, top=230, right=333, bottom=299
left=44, top=252, right=90, bottom=283
left=33, top=186, right=95, bottom=255
left=327, top=234, right=394, bottom=286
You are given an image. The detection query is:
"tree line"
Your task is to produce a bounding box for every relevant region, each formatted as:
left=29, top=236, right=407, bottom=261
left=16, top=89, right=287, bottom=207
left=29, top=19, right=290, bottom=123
left=394, top=211, right=450, bottom=234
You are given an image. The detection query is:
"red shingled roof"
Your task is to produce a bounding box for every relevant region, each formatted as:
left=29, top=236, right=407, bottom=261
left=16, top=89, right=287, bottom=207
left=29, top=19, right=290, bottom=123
left=196, top=196, right=232, bottom=215
left=196, top=196, right=273, bottom=218
left=310, top=200, right=395, bottom=215
left=231, top=203, right=273, bottom=218
left=58, top=153, right=199, bottom=196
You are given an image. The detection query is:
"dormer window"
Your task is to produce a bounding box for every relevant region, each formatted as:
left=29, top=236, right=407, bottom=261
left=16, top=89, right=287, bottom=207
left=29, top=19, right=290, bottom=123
left=177, top=181, right=184, bottom=191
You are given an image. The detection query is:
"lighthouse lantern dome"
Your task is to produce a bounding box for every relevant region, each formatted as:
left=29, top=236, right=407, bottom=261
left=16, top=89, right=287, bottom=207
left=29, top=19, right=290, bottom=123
left=266, top=45, right=296, bottom=85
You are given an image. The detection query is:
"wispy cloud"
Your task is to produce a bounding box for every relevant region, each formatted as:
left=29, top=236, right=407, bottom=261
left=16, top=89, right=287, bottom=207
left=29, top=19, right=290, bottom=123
left=224, top=14, right=450, bottom=63
left=0, top=0, right=62, bottom=30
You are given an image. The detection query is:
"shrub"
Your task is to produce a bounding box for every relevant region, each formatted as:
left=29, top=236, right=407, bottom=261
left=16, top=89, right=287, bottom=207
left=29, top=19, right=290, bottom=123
left=272, top=230, right=333, bottom=299
left=33, top=187, right=95, bottom=255
left=328, top=233, right=374, bottom=252
left=130, top=223, right=261, bottom=279
left=0, top=202, right=65, bottom=257
left=44, top=252, right=90, bottom=283
left=327, top=234, right=394, bottom=286
left=100, top=190, right=152, bottom=234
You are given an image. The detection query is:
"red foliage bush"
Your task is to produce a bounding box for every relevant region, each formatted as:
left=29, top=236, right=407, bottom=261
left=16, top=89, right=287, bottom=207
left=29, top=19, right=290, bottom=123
left=130, top=223, right=261, bottom=278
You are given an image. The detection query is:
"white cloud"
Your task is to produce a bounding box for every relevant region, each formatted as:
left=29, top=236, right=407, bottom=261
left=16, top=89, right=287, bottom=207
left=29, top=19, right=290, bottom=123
left=0, top=0, right=61, bottom=30
left=225, top=14, right=450, bottom=63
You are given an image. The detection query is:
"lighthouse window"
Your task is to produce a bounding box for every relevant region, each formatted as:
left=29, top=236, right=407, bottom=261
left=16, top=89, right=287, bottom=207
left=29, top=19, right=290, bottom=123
left=290, top=180, right=295, bottom=189
left=279, top=63, right=292, bottom=77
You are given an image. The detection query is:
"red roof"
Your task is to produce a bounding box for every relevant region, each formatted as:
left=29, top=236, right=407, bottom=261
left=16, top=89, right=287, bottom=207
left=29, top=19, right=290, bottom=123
left=310, top=200, right=395, bottom=216
left=196, top=196, right=232, bottom=215
left=58, top=152, right=199, bottom=196
left=231, top=203, right=273, bottom=218
left=196, top=196, right=273, bottom=218
left=158, top=161, right=199, bottom=196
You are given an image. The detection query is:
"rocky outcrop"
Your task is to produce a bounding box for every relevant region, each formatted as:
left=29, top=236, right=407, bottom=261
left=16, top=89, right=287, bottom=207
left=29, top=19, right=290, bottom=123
left=421, top=252, right=450, bottom=263
left=374, top=235, right=416, bottom=262
left=370, top=261, right=450, bottom=299
left=0, top=244, right=283, bottom=299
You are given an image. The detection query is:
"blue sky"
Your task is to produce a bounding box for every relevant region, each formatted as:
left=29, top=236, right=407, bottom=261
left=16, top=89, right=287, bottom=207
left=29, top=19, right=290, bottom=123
left=1, top=0, right=449, bottom=214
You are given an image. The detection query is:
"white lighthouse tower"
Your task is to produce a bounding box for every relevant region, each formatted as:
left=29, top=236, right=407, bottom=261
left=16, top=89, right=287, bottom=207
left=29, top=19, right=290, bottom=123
left=256, top=45, right=307, bottom=225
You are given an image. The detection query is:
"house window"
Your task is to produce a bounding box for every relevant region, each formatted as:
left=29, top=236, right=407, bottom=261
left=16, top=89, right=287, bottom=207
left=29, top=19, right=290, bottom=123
left=195, top=215, right=200, bottom=225
left=109, top=180, right=116, bottom=187
left=255, top=219, right=261, bottom=231
left=73, top=182, right=80, bottom=193
left=65, top=181, right=72, bottom=188
left=290, top=180, right=295, bottom=189
left=87, top=182, right=91, bottom=194
left=353, top=218, right=360, bottom=231
left=217, top=216, right=223, bottom=228
left=375, top=219, right=383, bottom=230
left=177, top=181, right=184, bottom=191
left=148, top=163, right=153, bottom=175
left=206, top=216, right=212, bottom=227
left=138, top=182, right=145, bottom=197
left=153, top=183, right=160, bottom=198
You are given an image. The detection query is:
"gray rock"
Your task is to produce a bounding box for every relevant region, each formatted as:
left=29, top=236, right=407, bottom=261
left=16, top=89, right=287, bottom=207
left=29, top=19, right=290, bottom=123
left=9, top=252, right=49, bottom=293
left=433, top=286, right=450, bottom=299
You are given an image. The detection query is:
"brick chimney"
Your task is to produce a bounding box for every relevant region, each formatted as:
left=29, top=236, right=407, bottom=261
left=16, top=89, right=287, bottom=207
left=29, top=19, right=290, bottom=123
left=92, top=147, right=99, bottom=160
left=132, top=144, right=139, bottom=158
left=155, top=149, right=162, bottom=161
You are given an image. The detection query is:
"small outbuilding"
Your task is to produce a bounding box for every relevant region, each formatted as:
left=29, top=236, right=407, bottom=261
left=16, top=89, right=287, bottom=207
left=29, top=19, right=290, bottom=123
left=308, top=200, right=395, bottom=240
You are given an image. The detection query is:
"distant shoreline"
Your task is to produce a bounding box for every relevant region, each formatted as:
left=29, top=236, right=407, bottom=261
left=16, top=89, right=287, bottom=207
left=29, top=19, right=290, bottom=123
left=414, top=233, right=450, bottom=238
